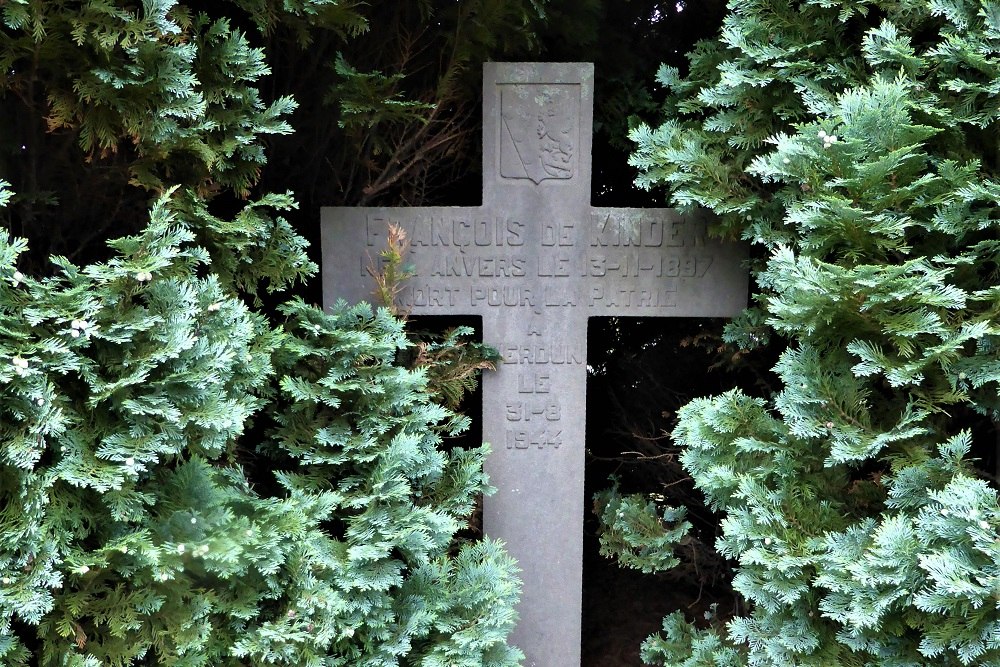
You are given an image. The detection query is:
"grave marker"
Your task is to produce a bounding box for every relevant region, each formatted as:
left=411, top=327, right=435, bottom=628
left=322, top=62, right=748, bottom=667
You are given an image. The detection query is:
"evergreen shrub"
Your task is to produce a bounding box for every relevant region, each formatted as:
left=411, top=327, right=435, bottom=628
left=0, top=3, right=521, bottom=665
left=601, top=0, right=1000, bottom=664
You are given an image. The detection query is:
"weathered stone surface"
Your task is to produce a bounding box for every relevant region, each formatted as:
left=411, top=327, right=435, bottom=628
left=322, top=62, right=748, bottom=667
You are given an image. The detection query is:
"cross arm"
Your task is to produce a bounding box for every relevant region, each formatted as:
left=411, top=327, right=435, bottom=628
left=322, top=206, right=506, bottom=314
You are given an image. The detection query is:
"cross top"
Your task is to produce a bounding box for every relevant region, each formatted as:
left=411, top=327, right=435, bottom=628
left=322, top=62, right=747, bottom=667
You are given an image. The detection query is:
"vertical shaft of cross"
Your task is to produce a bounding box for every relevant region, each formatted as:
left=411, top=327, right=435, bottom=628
left=478, top=63, right=595, bottom=666
left=481, top=309, right=588, bottom=667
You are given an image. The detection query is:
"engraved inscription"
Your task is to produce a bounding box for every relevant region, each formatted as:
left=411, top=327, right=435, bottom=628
left=472, top=286, right=537, bottom=307
left=502, top=343, right=585, bottom=365
left=500, top=84, right=579, bottom=184
left=585, top=254, right=714, bottom=278
left=431, top=255, right=528, bottom=277
left=518, top=372, right=551, bottom=393
left=542, top=221, right=574, bottom=246
left=398, top=284, right=461, bottom=307
left=469, top=286, right=575, bottom=310
left=361, top=212, right=728, bottom=314
left=589, top=211, right=707, bottom=247
left=373, top=234, right=725, bottom=311
left=505, top=401, right=561, bottom=421
left=366, top=215, right=525, bottom=248
left=537, top=255, right=571, bottom=276
left=505, top=428, right=563, bottom=449
left=588, top=286, right=677, bottom=308
left=506, top=371, right=563, bottom=449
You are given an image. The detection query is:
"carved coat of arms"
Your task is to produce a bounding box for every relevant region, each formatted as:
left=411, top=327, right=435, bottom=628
left=500, top=84, right=579, bottom=184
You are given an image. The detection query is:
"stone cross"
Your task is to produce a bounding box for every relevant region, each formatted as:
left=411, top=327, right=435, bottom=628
left=321, top=62, right=747, bottom=667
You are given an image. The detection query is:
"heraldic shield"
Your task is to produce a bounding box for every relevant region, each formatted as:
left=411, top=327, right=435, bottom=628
left=499, top=83, right=580, bottom=184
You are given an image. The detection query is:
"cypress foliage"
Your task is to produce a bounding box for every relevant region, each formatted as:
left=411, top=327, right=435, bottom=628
left=615, top=0, right=1000, bottom=665
left=0, top=2, right=521, bottom=665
